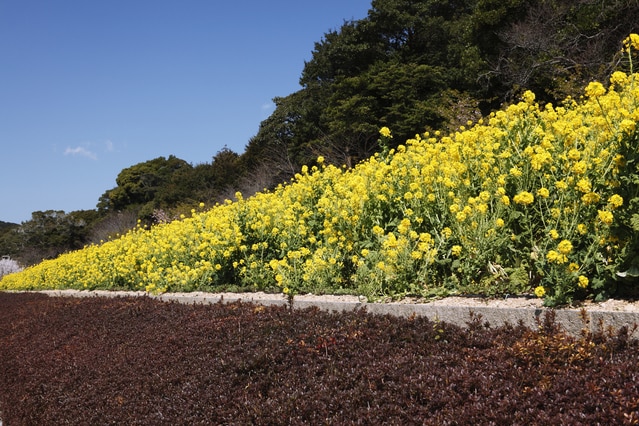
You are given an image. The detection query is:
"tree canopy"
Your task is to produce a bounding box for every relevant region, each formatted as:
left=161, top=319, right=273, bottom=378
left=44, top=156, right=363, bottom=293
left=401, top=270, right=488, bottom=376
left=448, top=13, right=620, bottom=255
left=244, top=0, right=639, bottom=172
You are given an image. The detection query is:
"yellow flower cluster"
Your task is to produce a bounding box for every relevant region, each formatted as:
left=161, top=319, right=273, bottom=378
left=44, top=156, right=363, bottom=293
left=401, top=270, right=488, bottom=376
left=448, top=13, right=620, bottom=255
left=624, top=34, right=639, bottom=52
left=2, top=35, right=639, bottom=305
left=513, top=191, right=534, bottom=205
left=379, top=126, right=392, bottom=138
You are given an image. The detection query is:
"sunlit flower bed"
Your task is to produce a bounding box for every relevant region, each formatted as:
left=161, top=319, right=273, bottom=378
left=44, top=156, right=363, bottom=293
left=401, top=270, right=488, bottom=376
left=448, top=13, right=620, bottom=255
left=3, top=35, right=639, bottom=306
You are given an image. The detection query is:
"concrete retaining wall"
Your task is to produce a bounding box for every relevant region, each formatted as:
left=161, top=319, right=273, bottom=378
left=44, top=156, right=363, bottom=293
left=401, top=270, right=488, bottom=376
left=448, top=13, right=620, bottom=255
left=26, top=290, right=639, bottom=339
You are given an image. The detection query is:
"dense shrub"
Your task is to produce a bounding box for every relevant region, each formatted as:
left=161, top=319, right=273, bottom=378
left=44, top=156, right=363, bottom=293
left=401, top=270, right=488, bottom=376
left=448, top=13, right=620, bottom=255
left=0, top=293, right=638, bottom=424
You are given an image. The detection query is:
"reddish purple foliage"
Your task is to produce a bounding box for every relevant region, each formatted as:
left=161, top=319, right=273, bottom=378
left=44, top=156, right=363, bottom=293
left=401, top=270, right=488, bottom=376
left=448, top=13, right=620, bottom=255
left=1, top=292, right=638, bottom=425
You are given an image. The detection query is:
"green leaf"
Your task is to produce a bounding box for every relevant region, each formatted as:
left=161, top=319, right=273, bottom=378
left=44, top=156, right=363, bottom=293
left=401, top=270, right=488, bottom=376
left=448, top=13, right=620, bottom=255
left=630, top=214, right=639, bottom=231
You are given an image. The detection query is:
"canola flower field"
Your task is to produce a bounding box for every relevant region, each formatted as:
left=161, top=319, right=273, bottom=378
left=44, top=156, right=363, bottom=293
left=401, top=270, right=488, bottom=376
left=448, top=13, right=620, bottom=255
left=3, top=35, right=639, bottom=306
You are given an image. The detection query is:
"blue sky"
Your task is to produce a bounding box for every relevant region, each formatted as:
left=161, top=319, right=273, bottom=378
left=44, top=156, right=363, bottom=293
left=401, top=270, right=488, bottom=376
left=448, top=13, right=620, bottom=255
left=0, top=1, right=372, bottom=224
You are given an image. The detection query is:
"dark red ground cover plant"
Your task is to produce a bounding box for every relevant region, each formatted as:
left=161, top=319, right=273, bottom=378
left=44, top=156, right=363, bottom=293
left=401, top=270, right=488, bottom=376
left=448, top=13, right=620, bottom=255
left=1, top=292, right=638, bottom=425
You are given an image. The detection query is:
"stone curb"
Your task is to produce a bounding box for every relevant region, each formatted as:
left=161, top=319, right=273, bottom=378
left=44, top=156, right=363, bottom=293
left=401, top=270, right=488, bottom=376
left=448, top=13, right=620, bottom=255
left=28, top=290, right=639, bottom=338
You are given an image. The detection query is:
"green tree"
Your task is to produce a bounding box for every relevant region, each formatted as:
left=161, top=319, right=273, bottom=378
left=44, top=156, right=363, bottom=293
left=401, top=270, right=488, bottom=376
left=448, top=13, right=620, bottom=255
left=0, top=222, right=21, bottom=259
left=175, top=147, right=244, bottom=204
left=13, top=210, right=96, bottom=265
left=247, top=0, right=639, bottom=176
left=98, top=155, right=192, bottom=214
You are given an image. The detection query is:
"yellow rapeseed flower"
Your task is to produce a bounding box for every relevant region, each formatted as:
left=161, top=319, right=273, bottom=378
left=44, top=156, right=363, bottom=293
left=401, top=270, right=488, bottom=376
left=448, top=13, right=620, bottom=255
left=582, top=192, right=600, bottom=205
left=610, top=71, right=628, bottom=87
left=397, top=218, right=411, bottom=234
left=572, top=161, right=588, bottom=175
left=567, top=148, right=581, bottom=161
left=557, top=240, right=573, bottom=255
left=3, top=56, right=639, bottom=300
left=534, top=286, right=546, bottom=298
left=578, top=275, right=589, bottom=288
left=441, top=227, right=452, bottom=239
left=547, top=250, right=567, bottom=264
left=577, top=224, right=588, bottom=235
left=456, top=211, right=467, bottom=222
left=509, top=167, right=523, bottom=177
left=608, top=194, right=624, bottom=208
left=623, top=33, right=639, bottom=52
left=598, top=210, right=614, bottom=225
left=536, top=187, right=550, bottom=198
left=621, top=119, right=636, bottom=134
left=585, top=81, right=606, bottom=98
left=522, top=90, right=536, bottom=104
left=513, top=191, right=534, bottom=205
left=576, top=178, right=592, bottom=193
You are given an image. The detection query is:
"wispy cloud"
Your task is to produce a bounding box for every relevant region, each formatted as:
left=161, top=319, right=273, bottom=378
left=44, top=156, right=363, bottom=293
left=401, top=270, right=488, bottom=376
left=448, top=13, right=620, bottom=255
left=104, top=139, right=114, bottom=152
left=260, top=101, right=275, bottom=119
left=64, top=146, right=97, bottom=160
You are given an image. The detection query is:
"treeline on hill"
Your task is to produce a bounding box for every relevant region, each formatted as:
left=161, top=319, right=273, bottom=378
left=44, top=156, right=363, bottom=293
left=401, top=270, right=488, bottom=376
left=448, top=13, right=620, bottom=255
left=1, top=0, right=638, bottom=267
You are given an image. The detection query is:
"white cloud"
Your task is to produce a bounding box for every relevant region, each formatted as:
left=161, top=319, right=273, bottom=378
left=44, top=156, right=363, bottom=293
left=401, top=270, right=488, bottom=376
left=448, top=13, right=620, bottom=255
left=64, top=146, right=97, bottom=160
left=260, top=101, right=275, bottom=119
left=104, top=139, right=114, bottom=152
